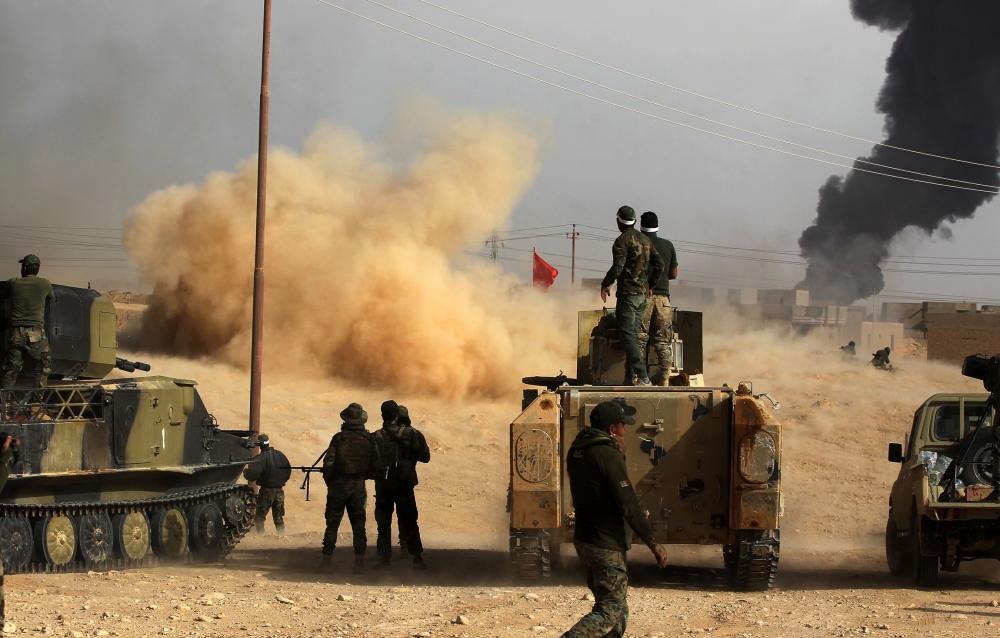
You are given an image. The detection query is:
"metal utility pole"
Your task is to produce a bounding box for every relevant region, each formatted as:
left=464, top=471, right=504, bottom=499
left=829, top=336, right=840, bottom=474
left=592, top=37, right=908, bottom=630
left=248, top=0, right=272, bottom=435
left=486, top=232, right=503, bottom=262
left=566, top=224, right=579, bottom=285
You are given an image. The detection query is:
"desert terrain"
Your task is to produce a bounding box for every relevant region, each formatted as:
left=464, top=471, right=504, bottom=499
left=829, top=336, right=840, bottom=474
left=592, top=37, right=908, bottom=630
left=4, top=311, right=998, bottom=638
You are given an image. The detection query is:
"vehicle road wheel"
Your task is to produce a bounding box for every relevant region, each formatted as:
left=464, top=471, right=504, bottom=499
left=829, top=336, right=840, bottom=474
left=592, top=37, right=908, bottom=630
left=78, top=513, right=114, bottom=564
left=885, top=509, right=913, bottom=578
left=223, top=493, right=247, bottom=527
left=188, top=503, right=224, bottom=558
left=0, top=516, right=33, bottom=571
left=911, top=512, right=939, bottom=587
left=113, top=511, right=150, bottom=562
left=151, top=508, right=188, bottom=558
left=35, top=515, right=76, bottom=568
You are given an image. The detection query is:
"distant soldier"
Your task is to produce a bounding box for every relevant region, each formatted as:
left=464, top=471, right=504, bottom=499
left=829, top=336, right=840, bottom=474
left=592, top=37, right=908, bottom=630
left=637, top=211, right=679, bottom=385
left=321, top=403, right=379, bottom=574
left=2, top=255, right=54, bottom=389
left=242, top=434, right=291, bottom=534
left=564, top=401, right=668, bottom=638
left=871, top=347, right=892, bottom=371
left=840, top=341, right=857, bottom=357
left=600, top=206, right=665, bottom=386
left=0, top=433, right=21, bottom=626
left=374, top=401, right=431, bottom=570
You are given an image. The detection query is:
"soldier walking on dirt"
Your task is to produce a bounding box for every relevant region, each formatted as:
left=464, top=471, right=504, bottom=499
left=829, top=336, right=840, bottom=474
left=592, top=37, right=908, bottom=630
left=600, top=206, right=665, bottom=386
left=374, top=401, right=431, bottom=570
left=242, top=434, right=291, bottom=534
left=637, top=212, right=678, bottom=385
left=0, top=433, right=21, bottom=626
left=2, top=255, right=54, bottom=390
left=563, top=401, right=668, bottom=638
left=321, top=403, right=379, bottom=574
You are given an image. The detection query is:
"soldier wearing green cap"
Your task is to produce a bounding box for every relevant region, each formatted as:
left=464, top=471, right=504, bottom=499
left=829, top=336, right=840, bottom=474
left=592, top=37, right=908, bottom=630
left=2, top=255, right=55, bottom=390
left=564, top=400, right=668, bottom=638
left=599, top=207, right=665, bottom=386
left=320, top=403, right=380, bottom=574
left=242, top=434, right=291, bottom=534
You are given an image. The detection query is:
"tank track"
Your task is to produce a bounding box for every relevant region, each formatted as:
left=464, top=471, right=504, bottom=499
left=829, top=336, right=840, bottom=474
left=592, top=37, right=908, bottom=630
left=0, top=483, right=256, bottom=574
left=725, top=529, right=779, bottom=591
left=509, top=528, right=551, bottom=580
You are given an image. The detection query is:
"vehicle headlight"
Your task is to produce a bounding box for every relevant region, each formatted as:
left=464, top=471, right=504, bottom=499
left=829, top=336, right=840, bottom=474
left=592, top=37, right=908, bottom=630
left=738, top=431, right=777, bottom=483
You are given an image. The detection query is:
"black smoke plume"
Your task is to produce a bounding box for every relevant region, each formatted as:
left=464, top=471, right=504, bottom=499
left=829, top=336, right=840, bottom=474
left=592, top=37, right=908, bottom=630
left=798, top=1, right=1000, bottom=305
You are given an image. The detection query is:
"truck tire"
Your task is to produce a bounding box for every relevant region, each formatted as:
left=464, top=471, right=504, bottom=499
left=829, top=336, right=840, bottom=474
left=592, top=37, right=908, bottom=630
left=960, top=431, right=994, bottom=486
left=911, top=512, right=939, bottom=588
left=885, top=510, right=913, bottom=577
left=726, top=529, right=779, bottom=591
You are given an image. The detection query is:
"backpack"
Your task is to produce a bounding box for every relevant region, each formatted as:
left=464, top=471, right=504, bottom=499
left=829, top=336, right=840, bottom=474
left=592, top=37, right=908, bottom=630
left=377, top=426, right=417, bottom=487
left=333, top=430, right=375, bottom=477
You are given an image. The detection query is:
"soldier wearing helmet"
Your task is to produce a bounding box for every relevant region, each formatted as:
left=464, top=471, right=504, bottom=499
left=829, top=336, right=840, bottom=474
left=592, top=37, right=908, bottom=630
left=840, top=341, right=857, bottom=357
left=320, top=403, right=380, bottom=574
left=1, top=255, right=55, bottom=389
left=242, top=434, right=291, bottom=534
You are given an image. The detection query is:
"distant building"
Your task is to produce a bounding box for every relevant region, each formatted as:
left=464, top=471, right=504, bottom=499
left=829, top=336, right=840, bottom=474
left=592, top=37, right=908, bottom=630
left=882, top=301, right=978, bottom=339
left=924, top=313, right=1000, bottom=364
left=726, top=288, right=757, bottom=305
left=758, top=289, right=809, bottom=306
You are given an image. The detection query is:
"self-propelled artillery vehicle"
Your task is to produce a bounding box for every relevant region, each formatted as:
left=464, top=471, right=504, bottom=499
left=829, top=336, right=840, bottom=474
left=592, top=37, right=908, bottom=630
left=0, top=284, right=256, bottom=572
left=511, top=307, right=783, bottom=590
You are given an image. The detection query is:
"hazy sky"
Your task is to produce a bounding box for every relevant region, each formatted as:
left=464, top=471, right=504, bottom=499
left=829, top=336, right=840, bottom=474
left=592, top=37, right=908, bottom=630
left=2, top=1, right=998, bottom=303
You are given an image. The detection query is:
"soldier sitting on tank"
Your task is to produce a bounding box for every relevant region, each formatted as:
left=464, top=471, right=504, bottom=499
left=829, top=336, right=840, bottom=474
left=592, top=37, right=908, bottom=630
left=321, top=403, right=380, bottom=574
left=599, top=206, right=665, bottom=386
left=0, top=433, right=21, bottom=627
left=840, top=341, right=857, bottom=357
left=242, top=434, right=291, bottom=534
left=564, top=401, right=668, bottom=638
left=374, top=402, right=431, bottom=570
left=871, top=347, right=892, bottom=370
left=2, top=255, right=54, bottom=390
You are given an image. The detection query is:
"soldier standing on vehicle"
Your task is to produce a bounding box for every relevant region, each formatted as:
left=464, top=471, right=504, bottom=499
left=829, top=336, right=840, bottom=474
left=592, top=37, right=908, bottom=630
left=637, top=212, right=678, bottom=385
left=374, top=401, right=431, bottom=570
left=320, top=403, right=379, bottom=574
left=242, top=434, right=291, bottom=534
left=564, top=401, right=668, bottom=638
left=2, top=255, right=54, bottom=390
left=840, top=341, right=857, bottom=357
left=0, top=433, right=20, bottom=626
left=600, top=206, right=665, bottom=386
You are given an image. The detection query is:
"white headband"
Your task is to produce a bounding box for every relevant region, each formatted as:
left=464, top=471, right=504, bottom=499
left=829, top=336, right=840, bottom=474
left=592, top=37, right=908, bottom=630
left=616, top=214, right=635, bottom=225
left=640, top=225, right=658, bottom=232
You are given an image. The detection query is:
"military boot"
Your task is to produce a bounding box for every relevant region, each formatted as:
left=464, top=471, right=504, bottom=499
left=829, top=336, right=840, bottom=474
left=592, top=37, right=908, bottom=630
left=412, top=554, right=427, bottom=570
left=353, top=555, right=365, bottom=575
left=377, top=555, right=391, bottom=569
left=255, top=521, right=265, bottom=534
left=318, top=553, right=333, bottom=571
left=275, top=523, right=285, bottom=536
left=399, top=540, right=409, bottom=557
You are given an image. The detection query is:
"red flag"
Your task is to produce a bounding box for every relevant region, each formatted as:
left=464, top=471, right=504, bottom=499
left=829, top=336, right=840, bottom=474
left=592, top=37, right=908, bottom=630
left=533, top=249, right=558, bottom=290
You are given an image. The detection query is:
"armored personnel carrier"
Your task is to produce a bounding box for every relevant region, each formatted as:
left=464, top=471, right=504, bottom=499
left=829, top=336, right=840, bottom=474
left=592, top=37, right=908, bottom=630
left=511, top=307, right=783, bottom=590
left=0, top=285, right=256, bottom=572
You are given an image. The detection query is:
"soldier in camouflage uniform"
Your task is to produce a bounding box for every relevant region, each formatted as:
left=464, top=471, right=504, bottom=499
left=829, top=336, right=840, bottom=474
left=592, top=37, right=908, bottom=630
left=564, top=402, right=667, bottom=638
left=0, top=433, right=21, bottom=625
left=242, top=434, right=291, bottom=534
left=600, top=207, right=665, bottom=386
left=2, top=255, right=55, bottom=390
left=637, top=212, right=679, bottom=385
left=321, top=403, right=380, bottom=574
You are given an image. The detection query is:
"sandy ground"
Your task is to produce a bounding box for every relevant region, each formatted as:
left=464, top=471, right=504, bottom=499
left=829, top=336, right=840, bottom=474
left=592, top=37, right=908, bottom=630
left=5, top=324, right=998, bottom=637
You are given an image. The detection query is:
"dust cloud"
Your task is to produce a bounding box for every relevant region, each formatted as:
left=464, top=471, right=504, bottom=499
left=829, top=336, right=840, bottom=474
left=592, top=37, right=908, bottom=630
left=124, top=105, right=580, bottom=400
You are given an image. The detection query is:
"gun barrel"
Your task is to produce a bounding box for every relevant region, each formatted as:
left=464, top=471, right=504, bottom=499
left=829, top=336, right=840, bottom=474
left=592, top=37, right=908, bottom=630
left=115, top=358, right=152, bottom=374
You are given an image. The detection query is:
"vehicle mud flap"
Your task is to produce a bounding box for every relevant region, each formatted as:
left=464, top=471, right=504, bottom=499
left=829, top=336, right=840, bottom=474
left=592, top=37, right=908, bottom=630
left=510, top=528, right=551, bottom=580
left=726, top=529, right=779, bottom=591
left=912, top=512, right=939, bottom=587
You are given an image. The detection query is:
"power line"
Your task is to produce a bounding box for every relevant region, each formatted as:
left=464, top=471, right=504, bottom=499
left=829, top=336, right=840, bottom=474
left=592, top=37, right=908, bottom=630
left=310, top=0, right=999, bottom=194
left=412, top=0, right=1000, bottom=171
left=357, top=0, right=999, bottom=191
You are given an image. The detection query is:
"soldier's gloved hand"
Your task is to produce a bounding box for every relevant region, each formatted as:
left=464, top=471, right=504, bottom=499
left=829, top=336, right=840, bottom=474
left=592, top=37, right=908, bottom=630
left=651, top=544, right=668, bottom=569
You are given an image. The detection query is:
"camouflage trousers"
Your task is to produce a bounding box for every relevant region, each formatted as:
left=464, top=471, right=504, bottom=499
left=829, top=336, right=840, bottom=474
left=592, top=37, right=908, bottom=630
left=0, top=556, right=5, bottom=621
left=638, top=295, right=673, bottom=381
left=323, top=477, right=368, bottom=555
left=561, top=541, right=629, bottom=638
left=2, top=326, right=51, bottom=390
left=255, top=487, right=285, bottom=532
left=374, top=483, right=423, bottom=558
left=616, top=294, right=648, bottom=383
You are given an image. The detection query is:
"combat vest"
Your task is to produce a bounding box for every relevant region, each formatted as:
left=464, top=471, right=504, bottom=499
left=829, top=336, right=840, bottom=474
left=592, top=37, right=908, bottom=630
left=333, top=429, right=376, bottom=478
left=375, top=425, right=418, bottom=488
